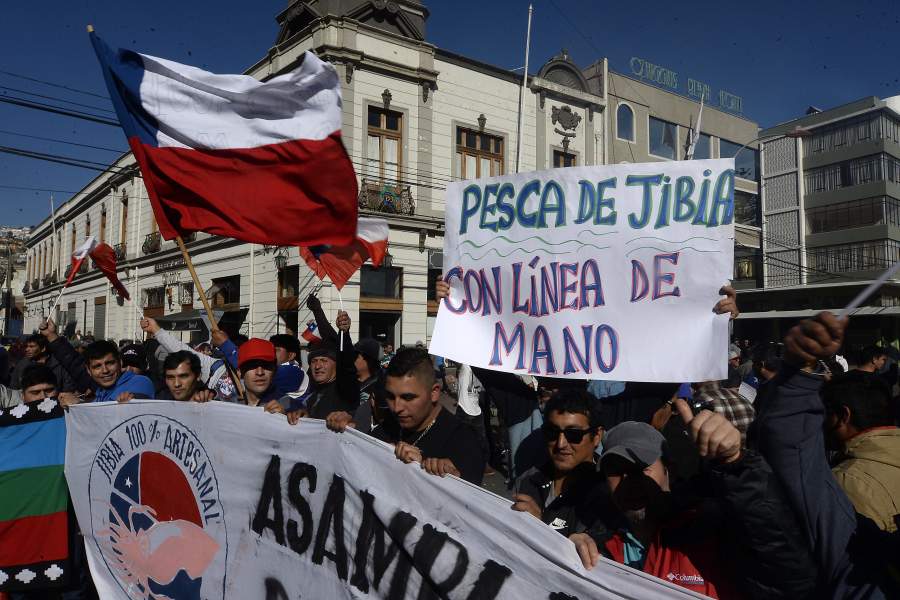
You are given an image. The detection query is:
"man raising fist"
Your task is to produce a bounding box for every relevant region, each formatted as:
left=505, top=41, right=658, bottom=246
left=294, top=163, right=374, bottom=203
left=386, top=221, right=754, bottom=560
left=569, top=397, right=815, bottom=598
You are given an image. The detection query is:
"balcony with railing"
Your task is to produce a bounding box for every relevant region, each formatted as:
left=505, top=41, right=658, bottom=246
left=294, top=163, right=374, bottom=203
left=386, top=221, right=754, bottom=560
left=79, top=260, right=89, bottom=274
left=182, top=232, right=196, bottom=243
left=358, top=179, right=415, bottom=215
left=31, top=278, right=40, bottom=290
left=114, top=242, right=127, bottom=261
left=143, top=232, right=161, bottom=254
left=64, top=264, right=72, bottom=280
left=42, top=273, right=53, bottom=287
left=22, top=281, right=29, bottom=293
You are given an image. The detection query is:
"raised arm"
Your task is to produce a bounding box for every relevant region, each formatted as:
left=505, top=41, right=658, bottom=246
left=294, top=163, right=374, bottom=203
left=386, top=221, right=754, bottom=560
left=40, top=319, right=93, bottom=392
left=141, top=317, right=220, bottom=383
left=307, top=294, right=338, bottom=343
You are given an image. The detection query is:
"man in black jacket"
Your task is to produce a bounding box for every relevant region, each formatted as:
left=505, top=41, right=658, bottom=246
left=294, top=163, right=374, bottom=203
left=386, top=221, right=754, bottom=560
left=371, top=347, right=484, bottom=485
left=511, top=389, right=615, bottom=538
left=10, top=333, right=76, bottom=392
left=287, top=309, right=359, bottom=422
left=755, top=312, right=900, bottom=598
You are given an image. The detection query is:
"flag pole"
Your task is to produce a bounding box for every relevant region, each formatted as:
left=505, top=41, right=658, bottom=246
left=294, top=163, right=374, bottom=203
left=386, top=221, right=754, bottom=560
left=514, top=3, right=534, bottom=173
left=174, top=235, right=246, bottom=400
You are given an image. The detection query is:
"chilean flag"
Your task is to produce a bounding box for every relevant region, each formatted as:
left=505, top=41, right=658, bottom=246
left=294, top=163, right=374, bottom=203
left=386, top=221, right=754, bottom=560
left=299, top=217, right=389, bottom=290
left=66, top=237, right=131, bottom=300
left=89, top=31, right=358, bottom=248
left=301, top=322, right=322, bottom=344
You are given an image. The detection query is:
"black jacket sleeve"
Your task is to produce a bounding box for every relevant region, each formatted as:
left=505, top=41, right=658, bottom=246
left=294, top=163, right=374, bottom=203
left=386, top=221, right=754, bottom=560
left=48, top=337, right=93, bottom=393
left=311, top=302, right=338, bottom=344
left=755, top=368, right=895, bottom=598
left=708, top=450, right=819, bottom=599
left=335, top=330, right=360, bottom=410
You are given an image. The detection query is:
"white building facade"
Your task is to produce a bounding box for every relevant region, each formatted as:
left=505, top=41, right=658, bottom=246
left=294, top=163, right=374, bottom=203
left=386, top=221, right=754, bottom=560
left=24, top=0, right=756, bottom=347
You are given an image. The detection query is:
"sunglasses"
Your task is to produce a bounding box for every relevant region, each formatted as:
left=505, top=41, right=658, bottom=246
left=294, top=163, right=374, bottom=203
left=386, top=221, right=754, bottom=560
left=541, top=424, right=594, bottom=445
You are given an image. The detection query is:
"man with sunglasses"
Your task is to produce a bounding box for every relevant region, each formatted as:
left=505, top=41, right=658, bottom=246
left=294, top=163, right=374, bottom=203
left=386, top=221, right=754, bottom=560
left=511, top=390, right=615, bottom=538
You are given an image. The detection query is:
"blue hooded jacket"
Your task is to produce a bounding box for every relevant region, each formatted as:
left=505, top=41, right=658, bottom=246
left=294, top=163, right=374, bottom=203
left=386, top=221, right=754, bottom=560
left=93, top=369, right=155, bottom=403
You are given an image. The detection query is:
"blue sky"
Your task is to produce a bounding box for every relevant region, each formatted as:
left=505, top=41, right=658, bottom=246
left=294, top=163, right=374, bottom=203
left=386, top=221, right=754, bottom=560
left=2, top=0, right=898, bottom=227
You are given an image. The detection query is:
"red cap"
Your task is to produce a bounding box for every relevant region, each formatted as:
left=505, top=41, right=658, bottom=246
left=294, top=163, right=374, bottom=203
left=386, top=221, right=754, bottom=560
left=238, top=338, right=276, bottom=369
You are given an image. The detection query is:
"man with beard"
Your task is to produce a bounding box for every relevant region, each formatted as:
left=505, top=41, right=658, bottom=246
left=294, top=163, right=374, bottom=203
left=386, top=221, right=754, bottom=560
left=569, top=403, right=817, bottom=598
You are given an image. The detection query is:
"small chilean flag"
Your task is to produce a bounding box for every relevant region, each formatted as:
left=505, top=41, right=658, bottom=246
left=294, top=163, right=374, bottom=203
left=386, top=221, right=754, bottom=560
left=66, top=237, right=130, bottom=300
left=301, top=322, right=322, bottom=344
left=299, top=217, right=389, bottom=290
left=89, top=30, right=358, bottom=248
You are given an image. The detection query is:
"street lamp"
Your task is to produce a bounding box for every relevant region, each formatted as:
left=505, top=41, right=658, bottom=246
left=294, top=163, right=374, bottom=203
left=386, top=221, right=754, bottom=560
left=732, top=125, right=812, bottom=160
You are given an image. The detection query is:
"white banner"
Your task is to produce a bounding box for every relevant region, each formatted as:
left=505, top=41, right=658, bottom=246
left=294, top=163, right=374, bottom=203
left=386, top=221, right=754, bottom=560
left=64, top=401, right=701, bottom=599
left=430, top=160, right=735, bottom=382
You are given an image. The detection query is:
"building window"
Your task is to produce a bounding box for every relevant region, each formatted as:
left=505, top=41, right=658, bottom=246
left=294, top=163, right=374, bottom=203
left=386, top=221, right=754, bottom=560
left=692, top=133, right=711, bottom=160
left=209, top=275, right=241, bottom=308
left=456, top=128, right=504, bottom=179
left=734, top=191, right=760, bottom=227
left=734, top=251, right=761, bottom=282
left=70, top=224, right=76, bottom=254
left=367, top=106, right=402, bottom=181
left=120, top=194, right=128, bottom=243
left=616, top=103, right=634, bottom=142
left=803, top=112, right=900, bottom=157
left=361, top=265, right=402, bottom=299
left=806, top=196, right=900, bottom=233
left=100, top=207, right=107, bottom=244
left=142, top=286, right=165, bottom=318
left=808, top=240, right=900, bottom=273
left=85, top=215, right=91, bottom=239
left=805, top=154, right=900, bottom=193
left=552, top=150, right=577, bottom=168
left=720, top=138, right=758, bottom=180
left=649, top=116, right=677, bottom=159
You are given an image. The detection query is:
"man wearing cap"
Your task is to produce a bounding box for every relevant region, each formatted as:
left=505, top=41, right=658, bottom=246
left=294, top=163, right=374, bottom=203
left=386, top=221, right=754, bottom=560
left=569, top=400, right=817, bottom=598
left=121, top=343, right=148, bottom=375
left=270, top=333, right=308, bottom=398
left=287, top=310, right=359, bottom=422
left=235, top=338, right=286, bottom=413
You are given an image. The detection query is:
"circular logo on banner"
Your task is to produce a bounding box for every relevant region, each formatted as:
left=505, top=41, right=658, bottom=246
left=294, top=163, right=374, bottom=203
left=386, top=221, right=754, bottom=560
left=88, top=414, right=228, bottom=600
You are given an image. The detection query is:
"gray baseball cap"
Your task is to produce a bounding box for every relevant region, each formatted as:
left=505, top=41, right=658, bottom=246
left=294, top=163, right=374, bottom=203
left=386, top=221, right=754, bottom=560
left=600, top=421, right=666, bottom=469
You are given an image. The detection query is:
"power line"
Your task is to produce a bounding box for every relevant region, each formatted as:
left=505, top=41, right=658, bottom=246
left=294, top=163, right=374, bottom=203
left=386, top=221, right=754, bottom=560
left=0, top=95, right=120, bottom=127
left=0, top=69, right=111, bottom=100
left=0, top=85, right=116, bottom=115
left=0, top=129, right=126, bottom=154
left=0, top=144, right=131, bottom=173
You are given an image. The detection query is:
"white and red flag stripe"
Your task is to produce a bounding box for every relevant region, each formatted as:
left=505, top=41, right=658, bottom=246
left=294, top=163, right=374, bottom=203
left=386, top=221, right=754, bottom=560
left=65, top=237, right=130, bottom=300
left=299, top=217, right=389, bottom=290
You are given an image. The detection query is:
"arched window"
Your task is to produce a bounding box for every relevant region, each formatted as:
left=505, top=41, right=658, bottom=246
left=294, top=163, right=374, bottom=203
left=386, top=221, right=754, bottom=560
left=616, top=103, right=635, bottom=142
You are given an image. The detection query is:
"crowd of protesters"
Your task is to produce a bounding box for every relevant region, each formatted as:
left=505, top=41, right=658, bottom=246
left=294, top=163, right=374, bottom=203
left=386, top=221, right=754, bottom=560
left=3, top=282, right=900, bottom=600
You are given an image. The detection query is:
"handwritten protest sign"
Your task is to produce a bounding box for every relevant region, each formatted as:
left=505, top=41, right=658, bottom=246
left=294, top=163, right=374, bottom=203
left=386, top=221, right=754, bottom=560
left=430, top=159, right=735, bottom=382
left=65, top=401, right=700, bottom=599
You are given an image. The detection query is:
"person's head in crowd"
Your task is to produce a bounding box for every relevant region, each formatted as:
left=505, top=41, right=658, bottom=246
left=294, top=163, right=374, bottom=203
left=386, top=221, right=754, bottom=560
left=270, top=334, right=300, bottom=366
left=728, top=343, right=741, bottom=370
left=195, top=342, right=212, bottom=356
left=163, top=351, right=203, bottom=401
left=542, top=390, right=603, bottom=475
left=822, top=371, right=894, bottom=450
left=72, top=340, right=86, bottom=355
left=354, top=338, right=382, bottom=383
left=24, top=334, right=48, bottom=362
left=120, top=344, right=147, bottom=375
left=83, top=340, right=124, bottom=389
left=20, top=365, right=58, bottom=402
left=600, top=421, right=671, bottom=531
left=384, top=347, right=440, bottom=432
left=857, top=346, right=887, bottom=374
left=308, top=341, right=338, bottom=385
left=238, top=339, right=277, bottom=398
left=384, top=343, right=394, bottom=355
left=752, top=342, right=785, bottom=382
left=231, top=333, right=250, bottom=347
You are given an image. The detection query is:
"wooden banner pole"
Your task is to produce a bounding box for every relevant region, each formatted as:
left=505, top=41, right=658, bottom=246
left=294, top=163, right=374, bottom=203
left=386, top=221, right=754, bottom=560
left=175, top=235, right=246, bottom=400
